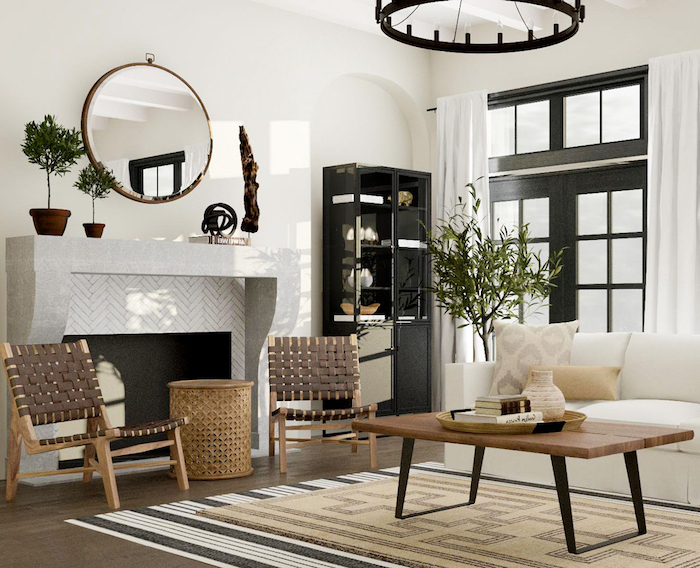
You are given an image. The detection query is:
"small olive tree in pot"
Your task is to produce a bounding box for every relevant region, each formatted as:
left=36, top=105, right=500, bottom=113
left=74, top=163, right=116, bottom=238
left=22, top=115, right=85, bottom=235
left=426, top=184, right=564, bottom=361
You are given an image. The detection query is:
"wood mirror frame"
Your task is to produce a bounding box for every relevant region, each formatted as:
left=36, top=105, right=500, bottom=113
left=81, top=62, right=213, bottom=204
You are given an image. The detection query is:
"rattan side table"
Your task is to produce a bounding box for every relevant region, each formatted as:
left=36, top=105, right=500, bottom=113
left=168, top=379, right=254, bottom=480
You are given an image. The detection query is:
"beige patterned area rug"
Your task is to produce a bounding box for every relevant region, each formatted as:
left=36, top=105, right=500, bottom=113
left=200, top=471, right=700, bottom=568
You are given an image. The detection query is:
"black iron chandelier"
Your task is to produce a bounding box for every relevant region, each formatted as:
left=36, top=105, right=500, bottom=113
left=376, top=0, right=586, bottom=54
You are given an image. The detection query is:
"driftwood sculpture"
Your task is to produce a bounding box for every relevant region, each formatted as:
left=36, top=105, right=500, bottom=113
left=239, top=126, right=260, bottom=233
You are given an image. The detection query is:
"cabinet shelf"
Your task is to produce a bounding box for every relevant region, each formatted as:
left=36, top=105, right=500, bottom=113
left=361, top=244, right=392, bottom=251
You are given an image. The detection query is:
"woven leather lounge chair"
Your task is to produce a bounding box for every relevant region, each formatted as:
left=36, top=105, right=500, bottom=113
left=1, top=340, right=190, bottom=509
left=268, top=334, right=378, bottom=473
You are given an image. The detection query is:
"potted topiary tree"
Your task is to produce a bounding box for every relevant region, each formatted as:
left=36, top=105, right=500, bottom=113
left=74, top=163, right=116, bottom=238
left=22, top=115, right=85, bottom=236
left=426, top=183, right=564, bottom=361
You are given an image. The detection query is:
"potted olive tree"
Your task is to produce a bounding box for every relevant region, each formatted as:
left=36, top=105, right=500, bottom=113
left=74, top=163, right=116, bottom=238
left=426, top=184, right=564, bottom=361
left=22, top=115, right=85, bottom=235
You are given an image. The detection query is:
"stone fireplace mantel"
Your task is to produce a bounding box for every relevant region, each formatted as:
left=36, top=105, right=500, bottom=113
left=6, top=235, right=302, bottom=472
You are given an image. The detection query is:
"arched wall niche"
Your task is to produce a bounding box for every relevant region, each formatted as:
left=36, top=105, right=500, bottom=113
left=310, top=73, right=431, bottom=335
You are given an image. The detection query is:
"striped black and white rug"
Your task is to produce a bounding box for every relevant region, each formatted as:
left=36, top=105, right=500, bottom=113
left=67, top=462, right=454, bottom=568
left=68, top=461, right=700, bottom=567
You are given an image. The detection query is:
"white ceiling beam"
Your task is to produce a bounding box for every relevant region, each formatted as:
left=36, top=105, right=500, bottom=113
left=99, top=83, right=195, bottom=112
left=92, top=99, right=148, bottom=122
left=604, top=0, right=647, bottom=9
left=250, top=0, right=378, bottom=34
left=443, top=0, right=546, bottom=32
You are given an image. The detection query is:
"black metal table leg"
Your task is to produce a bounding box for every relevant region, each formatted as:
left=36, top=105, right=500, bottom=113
left=395, top=442, right=485, bottom=520
left=625, top=451, right=647, bottom=535
left=551, top=455, right=578, bottom=553
left=551, top=451, right=647, bottom=554
left=395, top=438, right=415, bottom=518
left=469, top=445, right=485, bottom=504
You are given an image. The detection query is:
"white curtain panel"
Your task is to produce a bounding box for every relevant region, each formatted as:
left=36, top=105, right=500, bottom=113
left=646, top=50, right=700, bottom=334
left=434, top=91, right=489, bottom=409
left=105, top=159, right=132, bottom=192
left=183, top=143, right=210, bottom=189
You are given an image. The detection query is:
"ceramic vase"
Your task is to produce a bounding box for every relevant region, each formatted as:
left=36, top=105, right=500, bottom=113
left=347, top=269, right=374, bottom=288
left=522, top=370, right=566, bottom=421
left=363, top=226, right=379, bottom=244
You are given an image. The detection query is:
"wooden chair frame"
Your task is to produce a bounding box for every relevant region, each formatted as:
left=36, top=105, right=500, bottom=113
left=268, top=335, right=377, bottom=473
left=1, top=340, right=189, bottom=509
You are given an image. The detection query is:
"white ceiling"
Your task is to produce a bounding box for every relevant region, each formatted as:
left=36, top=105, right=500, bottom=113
left=247, top=0, right=648, bottom=37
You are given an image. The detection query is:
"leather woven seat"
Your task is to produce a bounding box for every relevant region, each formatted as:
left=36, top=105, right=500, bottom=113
left=273, top=405, right=376, bottom=421
left=1, top=340, right=190, bottom=509
left=39, top=417, right=190, bottom=446
left=268, top=335, right=377, bottom=473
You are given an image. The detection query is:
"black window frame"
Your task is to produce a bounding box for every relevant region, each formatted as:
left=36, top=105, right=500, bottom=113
left=489, top=66, right=648, bottom=172
left=129, top=151, right=185, bottom=198
left=491, top=164, right=647, bottom=332
left=488, top=66, right=649, bottom=332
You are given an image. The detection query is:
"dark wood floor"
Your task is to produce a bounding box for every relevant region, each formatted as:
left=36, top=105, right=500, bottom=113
left=1, top=438, right=442, bottom=567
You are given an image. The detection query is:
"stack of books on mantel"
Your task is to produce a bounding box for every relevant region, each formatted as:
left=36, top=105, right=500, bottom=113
left=454, top=395, right=543, bottom=424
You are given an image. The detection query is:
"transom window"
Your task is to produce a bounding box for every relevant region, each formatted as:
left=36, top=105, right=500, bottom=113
left=488, top=66, right=647, bottom=173
left=565, top=85, right=641, bottom=148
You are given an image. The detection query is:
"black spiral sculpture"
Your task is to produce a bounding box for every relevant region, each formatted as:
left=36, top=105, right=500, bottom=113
left=201, top=203, right=238, bottom=237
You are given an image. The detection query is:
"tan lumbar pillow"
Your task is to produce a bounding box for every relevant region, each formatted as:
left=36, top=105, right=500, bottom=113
left=528, top=366, right=621, bottom=401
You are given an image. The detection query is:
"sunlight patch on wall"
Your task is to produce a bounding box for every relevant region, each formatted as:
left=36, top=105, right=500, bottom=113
left=210, top=121, right=244, bottom=179
left=270, top=120, right=310, bottom=175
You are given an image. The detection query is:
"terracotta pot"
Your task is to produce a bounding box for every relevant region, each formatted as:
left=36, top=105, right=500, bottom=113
left=29, top=208, right=71, bottom=236
left=83, top=223, right=105, bottom=238
left=522, top=370, right=566, bottom=421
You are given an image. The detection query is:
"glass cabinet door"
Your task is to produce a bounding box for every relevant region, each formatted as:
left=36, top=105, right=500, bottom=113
left=358, top=169, right=394, bottom=323
left=325, top=166, right=360, bottom=326
left=395, top=173, right=430, bottom=321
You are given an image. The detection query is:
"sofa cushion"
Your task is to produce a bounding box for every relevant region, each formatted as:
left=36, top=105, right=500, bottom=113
left=565, top=400, right=605, bottom=411
left=621, top=333, right=700, bottom=404
left=582, top=399, right=700, bottom=452
left=529, top=365, right=620, bottom=401
left=570, top=333, right=631, bottom=367
left=490, top=320, right=579, bottom=395
left=679, top=417, right=700, bottom=455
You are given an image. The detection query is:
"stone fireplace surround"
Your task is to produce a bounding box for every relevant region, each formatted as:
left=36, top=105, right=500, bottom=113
left=6, top=235, right=301, bottom=473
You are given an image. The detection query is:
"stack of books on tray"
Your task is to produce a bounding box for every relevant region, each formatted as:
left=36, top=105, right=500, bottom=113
left=454, top=395, right=543, bottom=424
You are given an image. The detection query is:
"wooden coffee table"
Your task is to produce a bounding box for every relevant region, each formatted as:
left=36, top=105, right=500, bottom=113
left=352, top=413, right=694, bottom=554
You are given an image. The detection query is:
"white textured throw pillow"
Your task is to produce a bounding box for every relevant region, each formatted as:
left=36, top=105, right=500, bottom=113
left=490, top=320, right=579, bottom=395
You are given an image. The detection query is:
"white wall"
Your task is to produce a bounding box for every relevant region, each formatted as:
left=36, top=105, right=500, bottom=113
left=430, top=0, right=700, bottom=100
left=0, top=0, right=432, bottom=478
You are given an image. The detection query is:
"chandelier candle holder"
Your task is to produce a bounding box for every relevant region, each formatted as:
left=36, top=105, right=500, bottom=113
left=376, top=0, right=586, bottom=54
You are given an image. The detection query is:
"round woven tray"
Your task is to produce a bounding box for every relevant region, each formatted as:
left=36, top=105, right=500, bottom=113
left=436, top=410, right=587, bottom=435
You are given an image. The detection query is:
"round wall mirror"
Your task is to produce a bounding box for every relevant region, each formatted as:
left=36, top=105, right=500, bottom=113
left=82, top=62, right=212, bottom=203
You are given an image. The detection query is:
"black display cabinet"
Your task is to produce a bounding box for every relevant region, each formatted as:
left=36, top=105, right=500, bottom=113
left=323, top=163, right=431, bottom=415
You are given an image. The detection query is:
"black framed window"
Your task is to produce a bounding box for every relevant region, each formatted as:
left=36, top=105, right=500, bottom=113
left=488, top=67, right=649, bottom=330
left=129, top=151, right=185, bottom=198
left=491, top=164, right=647, bottom=332
left=488, top=66, right=647, bottom=172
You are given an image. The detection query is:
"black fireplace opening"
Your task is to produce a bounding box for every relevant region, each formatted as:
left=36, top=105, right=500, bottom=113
left=60, top=332, right=232, bottom=468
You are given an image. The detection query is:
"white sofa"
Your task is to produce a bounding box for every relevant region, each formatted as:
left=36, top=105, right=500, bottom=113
left=444, top=332, right=700, bottom=505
